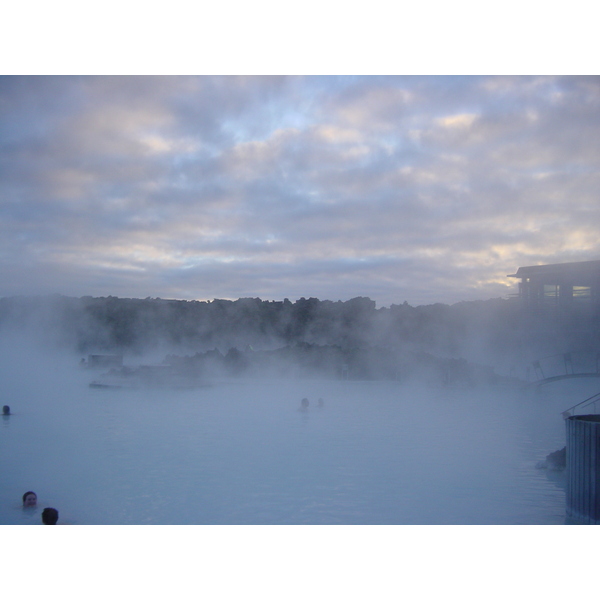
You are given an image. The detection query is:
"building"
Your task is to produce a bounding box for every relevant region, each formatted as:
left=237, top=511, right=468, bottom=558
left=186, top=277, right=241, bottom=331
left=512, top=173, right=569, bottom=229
left=508, top=260, right=600, bottom=311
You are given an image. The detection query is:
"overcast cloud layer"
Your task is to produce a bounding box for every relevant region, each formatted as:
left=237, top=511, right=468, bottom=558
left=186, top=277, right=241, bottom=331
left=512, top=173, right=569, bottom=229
left=1, top=75, right=599, bottom=306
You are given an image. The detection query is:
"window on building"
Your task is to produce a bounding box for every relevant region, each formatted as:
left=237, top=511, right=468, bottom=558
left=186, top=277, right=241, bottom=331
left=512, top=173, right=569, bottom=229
left=573, top=286, right=592, bottom=302
left=543, top=284, right=559, bottom=304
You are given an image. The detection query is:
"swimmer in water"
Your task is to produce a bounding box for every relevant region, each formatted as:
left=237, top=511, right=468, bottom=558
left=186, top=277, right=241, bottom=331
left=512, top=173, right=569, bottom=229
left=2, top=405, right=9, bottom=416
left=42, top=507, right=59, bottom=525
left=23, top=491, right=37, bottom=507
left=300, top=397, right=309, bottom=410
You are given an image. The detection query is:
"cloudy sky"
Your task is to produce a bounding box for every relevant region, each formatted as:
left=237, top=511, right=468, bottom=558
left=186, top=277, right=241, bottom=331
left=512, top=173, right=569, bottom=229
left=1, top=75, right=599, bottom=306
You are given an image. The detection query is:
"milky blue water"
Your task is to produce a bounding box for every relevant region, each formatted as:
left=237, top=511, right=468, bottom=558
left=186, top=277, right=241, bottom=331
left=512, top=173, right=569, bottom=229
left=1, top=347, right=588, bottom=525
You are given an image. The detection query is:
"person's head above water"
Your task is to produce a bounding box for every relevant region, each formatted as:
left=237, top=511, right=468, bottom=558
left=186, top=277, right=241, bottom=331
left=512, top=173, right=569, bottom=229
left=301, top=398, right=309, bottom=408
left=2, top=405, right=9, bottom=415
left=42, top=508, right=59, bottom=525
left=22, top=491, right=37, bottom=507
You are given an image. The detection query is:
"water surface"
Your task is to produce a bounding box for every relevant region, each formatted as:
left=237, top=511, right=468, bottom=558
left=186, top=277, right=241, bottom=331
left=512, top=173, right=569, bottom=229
left=1, top=353, right=579, bottom=524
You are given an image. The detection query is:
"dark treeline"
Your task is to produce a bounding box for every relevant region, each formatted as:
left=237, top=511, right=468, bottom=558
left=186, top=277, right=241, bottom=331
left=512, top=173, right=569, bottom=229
left=1, top=294, right=598, bottom=378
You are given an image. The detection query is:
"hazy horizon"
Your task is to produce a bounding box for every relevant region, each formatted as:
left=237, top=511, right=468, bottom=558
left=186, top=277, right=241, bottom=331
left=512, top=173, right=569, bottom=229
left=0, top=289, right=515, bottom=309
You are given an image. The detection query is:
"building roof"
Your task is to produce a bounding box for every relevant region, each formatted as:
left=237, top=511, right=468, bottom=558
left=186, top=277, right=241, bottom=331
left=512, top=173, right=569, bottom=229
left=508, top=260, right=600, bottom=279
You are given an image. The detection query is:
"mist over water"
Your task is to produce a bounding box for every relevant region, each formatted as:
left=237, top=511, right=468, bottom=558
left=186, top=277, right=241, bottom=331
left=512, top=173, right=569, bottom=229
left=1, top=335, right=576, bottom=525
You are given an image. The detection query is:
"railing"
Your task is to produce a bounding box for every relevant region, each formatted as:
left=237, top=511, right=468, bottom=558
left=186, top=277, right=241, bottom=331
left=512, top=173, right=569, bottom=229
left=528, top=351, right=600, bottom=385
left=561, top=391, right=600, bottom=419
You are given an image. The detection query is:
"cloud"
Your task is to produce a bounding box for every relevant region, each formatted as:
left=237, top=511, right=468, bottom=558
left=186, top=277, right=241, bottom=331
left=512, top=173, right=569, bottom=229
left=1, top=75, right=599, bottom=306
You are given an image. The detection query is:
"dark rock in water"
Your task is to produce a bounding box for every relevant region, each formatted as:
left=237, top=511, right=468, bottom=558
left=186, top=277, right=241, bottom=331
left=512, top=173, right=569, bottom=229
left=536, top=446, right=566, bottom=471
left=547, top=446, right=566, bottom=470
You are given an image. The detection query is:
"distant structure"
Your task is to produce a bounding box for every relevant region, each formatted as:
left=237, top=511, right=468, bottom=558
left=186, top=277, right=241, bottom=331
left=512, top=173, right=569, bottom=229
left=508, top=260, right=600, bottom=312
left=566, top=415, right=600, bottom=524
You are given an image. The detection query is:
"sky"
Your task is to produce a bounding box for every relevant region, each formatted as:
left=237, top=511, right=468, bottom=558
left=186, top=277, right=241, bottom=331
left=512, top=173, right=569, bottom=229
left=1, top=74, right=599, bottom=307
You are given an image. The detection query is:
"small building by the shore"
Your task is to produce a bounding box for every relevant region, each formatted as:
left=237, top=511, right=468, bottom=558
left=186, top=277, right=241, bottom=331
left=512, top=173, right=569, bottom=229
left=508, top=260, right=600, bottom=312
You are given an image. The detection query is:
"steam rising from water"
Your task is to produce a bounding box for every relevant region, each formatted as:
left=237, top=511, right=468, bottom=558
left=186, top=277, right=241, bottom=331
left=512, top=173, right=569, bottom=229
left=3, top=301, right=597, bottom=600
left=1, top=333, right=571, bottom=525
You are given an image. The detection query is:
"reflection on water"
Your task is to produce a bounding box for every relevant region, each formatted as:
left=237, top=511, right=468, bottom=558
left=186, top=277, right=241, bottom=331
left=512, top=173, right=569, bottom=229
left=0, top=360, right=577, bottom=524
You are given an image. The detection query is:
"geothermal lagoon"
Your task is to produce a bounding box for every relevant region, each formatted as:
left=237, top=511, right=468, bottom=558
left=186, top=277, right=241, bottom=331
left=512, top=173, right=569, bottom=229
left=1, top=344, right=581, bottom=525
